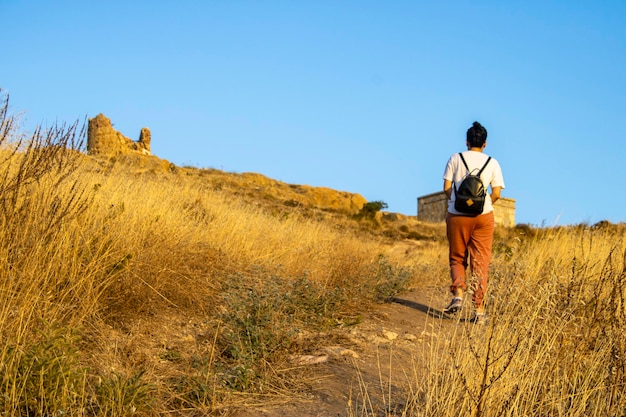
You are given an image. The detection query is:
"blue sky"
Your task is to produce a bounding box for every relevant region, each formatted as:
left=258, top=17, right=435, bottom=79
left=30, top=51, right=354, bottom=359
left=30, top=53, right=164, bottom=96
left=2, top=1, right=625, bottom=226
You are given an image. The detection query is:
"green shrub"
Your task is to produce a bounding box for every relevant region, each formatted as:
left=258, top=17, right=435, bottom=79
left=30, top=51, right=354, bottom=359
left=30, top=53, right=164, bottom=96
left=93, top=371, right=154, bottom=417
left=356, top=200, right=388, bottom=219
left=372, top=256, right=412, bottom=301
left=0, top=326, right=86, bottom=417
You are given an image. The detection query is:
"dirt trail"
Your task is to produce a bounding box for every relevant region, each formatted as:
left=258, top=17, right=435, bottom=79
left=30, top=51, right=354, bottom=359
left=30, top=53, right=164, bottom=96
left=233, top=284, right=457, bottom=417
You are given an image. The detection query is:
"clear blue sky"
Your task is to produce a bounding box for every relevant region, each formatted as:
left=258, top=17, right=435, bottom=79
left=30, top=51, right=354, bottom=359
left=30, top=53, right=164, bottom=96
left=2, top=1, right=625, bottom=226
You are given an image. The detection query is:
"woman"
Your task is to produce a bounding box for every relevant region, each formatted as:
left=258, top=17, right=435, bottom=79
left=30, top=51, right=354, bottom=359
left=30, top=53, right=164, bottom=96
left=442, top=121, right=505, bottom=322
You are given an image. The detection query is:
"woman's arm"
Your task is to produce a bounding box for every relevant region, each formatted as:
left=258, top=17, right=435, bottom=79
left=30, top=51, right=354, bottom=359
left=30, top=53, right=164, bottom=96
left=491, top=186, right=502, bottom=204
left=443, top=180, right=453, bottom=199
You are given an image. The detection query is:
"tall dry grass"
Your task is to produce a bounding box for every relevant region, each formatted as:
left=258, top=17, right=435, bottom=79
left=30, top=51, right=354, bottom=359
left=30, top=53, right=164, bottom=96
left=0, top=90, right=412, bottom=415
left=350, top=224, right=625, bottom=417
left=5, top=87, right=623, bottom=415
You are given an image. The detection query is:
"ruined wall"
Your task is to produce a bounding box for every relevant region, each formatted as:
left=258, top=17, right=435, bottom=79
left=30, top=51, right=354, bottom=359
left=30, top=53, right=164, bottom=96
left=87, top=114, right=151, bottom=156
left=418, top=191, right=516, bottom=227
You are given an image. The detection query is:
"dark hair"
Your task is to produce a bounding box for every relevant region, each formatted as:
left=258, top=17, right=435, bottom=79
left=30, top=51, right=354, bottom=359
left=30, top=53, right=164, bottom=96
left=466, top=121, right=487, bottom=147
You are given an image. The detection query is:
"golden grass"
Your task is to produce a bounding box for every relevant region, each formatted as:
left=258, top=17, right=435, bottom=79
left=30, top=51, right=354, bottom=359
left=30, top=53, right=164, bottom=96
left=349, top=225, right=626, bottom=417
left=2, top=91, right=624, bottom=415
left=1, top=90, right=415, bottom=414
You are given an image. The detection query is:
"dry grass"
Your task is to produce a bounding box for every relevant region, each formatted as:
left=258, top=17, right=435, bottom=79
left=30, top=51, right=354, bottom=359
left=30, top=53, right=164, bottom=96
left=349, top=224, right=626, bottom=417
left=0, top=91, right=414, bottom=415
left=2, top=89, right=624, bottom=416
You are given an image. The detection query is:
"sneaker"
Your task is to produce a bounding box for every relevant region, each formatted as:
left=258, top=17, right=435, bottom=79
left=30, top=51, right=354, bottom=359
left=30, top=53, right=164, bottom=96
left=472, top=312, right=488, bottom=325
left=443, top=297, right=464, bottom=314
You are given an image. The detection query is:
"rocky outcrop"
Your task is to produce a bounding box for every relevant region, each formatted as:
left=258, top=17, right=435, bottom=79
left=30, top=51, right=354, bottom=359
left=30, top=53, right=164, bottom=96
left=239, top=173, right=367, bottom=214
left=85, top=114, right=368, bottom=215
left=87, top=114, right=151, bottom=156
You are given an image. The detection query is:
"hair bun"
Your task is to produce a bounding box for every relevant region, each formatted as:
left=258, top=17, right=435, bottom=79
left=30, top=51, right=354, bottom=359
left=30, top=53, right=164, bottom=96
left=467, top=121, right=487, bottom=146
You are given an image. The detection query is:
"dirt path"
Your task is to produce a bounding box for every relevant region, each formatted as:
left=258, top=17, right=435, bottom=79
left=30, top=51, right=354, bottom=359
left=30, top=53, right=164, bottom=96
left=233, top=284, right=457, bottom=417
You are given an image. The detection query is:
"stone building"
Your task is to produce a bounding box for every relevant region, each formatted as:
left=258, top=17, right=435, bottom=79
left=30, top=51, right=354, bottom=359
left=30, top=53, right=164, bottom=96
left=417, top=191, right=516, bottom=227
left=87, top=113, right=151, bottom=156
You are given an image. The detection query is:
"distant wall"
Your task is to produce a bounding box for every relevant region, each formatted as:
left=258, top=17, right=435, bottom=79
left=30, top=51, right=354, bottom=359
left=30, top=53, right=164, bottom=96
left=417, top=191, right=516, bottom=227
left=87, top=113, right=151, bottom=156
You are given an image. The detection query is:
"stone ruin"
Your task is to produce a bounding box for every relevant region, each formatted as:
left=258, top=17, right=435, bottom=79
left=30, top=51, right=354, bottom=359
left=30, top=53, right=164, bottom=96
left=417, top=191, right=516, bottom=227
left=87, top=113, right=151, bottom=156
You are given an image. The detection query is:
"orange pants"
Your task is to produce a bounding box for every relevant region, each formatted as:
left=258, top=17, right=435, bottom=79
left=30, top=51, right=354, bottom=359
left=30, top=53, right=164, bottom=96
left=446, top=211, right=495, bottom=308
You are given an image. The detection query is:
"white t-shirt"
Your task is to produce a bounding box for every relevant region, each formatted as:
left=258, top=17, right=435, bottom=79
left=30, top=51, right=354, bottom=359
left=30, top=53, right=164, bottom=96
left=442, top=150, right=505, bottom=215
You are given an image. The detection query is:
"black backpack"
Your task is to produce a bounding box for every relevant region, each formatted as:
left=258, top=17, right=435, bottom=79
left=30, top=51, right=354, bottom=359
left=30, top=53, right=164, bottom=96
left=453, top=153, right=491, bottom=216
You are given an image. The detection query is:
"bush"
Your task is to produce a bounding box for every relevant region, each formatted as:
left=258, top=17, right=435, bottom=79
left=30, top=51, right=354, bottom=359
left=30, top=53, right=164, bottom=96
left=0, top=326, right=86, bottom=417
left=356, top=200, right=388, bottom=219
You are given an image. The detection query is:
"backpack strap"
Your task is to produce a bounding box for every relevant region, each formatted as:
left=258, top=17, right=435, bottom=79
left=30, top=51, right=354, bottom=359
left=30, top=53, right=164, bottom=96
left=458, top=153, right=470, bottom=173
left=453, top=153, right=469, bottom=195
left=459, top=153, right=491, bottom=176
left=477, top=156, right=491, bottom=176
left=454, top=153, right=491, bottom=195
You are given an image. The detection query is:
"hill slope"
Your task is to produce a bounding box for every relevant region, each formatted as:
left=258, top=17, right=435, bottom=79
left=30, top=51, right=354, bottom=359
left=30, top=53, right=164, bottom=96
left=5, top=102, right=623, bottom=416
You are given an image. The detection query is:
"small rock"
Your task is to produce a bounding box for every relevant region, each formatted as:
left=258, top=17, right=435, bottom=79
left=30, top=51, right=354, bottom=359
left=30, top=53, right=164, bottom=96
left=180, top=334, right=195, bottom=343
left=368, top=335, right=389, bottom=345
left=325, top=346, right=360, bottom=359
left=383, top=331, right=398, bottom=341
left=292, top=354, right=329, bottom=365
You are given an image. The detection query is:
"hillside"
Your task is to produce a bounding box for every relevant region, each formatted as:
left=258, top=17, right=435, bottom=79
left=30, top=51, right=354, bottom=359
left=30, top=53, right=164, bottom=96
left=85, top=150, right=445, bottom=242
left=84, top=156, right=452, bottom=417
left=1, top=98, right=624, bottom=416
left=0, top=99, right=448, bottom=416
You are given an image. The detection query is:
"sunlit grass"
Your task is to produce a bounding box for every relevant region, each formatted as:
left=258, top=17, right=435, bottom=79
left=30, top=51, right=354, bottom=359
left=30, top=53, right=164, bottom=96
left=349, top=225, right=626, bottom=417
left=2, top=90, right=623, bottom=415
left=0, top=91, right=416, bottom=414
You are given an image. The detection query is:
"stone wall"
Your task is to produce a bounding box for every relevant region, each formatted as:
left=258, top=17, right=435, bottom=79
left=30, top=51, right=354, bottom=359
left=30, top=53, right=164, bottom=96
left=87, top=113, right=151, bottom=156
left=418, top=191, right=516, bottom=227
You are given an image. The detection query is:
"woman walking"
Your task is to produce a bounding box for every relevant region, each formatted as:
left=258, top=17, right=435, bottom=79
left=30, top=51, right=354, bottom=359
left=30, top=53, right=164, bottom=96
left=442, top=121, right=505, bottom=323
